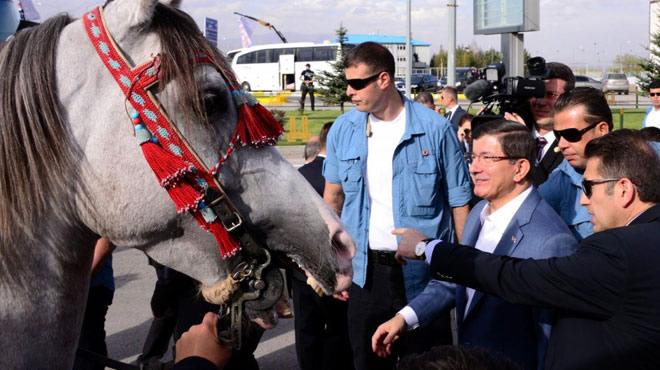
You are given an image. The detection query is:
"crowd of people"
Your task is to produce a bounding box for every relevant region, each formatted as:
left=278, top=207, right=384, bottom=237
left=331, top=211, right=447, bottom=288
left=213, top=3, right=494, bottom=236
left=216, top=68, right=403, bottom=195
left=176, top=41, right=660, bottom=370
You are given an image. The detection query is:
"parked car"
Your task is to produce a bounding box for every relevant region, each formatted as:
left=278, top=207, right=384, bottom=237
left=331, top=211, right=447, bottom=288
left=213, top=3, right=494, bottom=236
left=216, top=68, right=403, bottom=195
left=574, top=75, right=602, bottom=90
left=394, top=74, right=438, bottom=93
left=601, top=73, right=629, bottom=95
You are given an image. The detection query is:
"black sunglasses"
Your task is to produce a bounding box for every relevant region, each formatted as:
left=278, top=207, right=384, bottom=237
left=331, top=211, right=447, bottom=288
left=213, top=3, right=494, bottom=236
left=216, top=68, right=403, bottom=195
left=581, top=178, right=620, bottom=198
left=554, top=121, right=600, bottom=143
left=650, top=92, right=660, bottom=97
left=346, top=72, right=383, bottom=90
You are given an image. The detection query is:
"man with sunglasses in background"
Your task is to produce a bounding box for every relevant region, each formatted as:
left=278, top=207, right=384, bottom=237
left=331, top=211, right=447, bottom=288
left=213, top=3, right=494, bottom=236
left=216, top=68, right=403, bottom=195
left=372, top=120, right=577, bottom=370
left=642, top=80, right=660, bottom=129
left=391, top=129, right=660, bottom=370
left=538, top=87, right=611, bottom=240
left=323, top=41, right=471, bottom=370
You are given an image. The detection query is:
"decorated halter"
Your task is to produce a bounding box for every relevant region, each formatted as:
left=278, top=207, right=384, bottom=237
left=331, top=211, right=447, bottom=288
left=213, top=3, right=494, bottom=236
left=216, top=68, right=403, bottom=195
left=82, top=7, right=283, bottom=259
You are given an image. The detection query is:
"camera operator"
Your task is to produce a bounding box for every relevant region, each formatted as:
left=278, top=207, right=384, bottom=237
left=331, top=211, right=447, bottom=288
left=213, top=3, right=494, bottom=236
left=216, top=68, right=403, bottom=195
left=506, top=62, right=575, bottom=185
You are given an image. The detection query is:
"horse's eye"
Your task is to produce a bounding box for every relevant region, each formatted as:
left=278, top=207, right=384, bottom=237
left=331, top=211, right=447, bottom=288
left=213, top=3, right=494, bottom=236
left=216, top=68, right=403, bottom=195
left=202, top=89, right=227, bottom=116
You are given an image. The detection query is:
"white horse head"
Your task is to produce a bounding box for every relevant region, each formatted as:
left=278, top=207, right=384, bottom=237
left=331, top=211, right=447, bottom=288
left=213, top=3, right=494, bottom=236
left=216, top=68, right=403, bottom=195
left=0, top=0, right=354, bottom=367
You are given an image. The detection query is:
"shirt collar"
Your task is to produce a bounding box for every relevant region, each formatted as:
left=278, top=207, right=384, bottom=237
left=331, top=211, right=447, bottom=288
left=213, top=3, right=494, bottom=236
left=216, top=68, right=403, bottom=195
left=480, top=186, right=533, bottom=227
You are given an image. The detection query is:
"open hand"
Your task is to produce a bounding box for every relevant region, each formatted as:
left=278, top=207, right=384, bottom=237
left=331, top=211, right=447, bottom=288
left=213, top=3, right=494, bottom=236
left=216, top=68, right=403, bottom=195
left=371, top=314, right=406, bottom=358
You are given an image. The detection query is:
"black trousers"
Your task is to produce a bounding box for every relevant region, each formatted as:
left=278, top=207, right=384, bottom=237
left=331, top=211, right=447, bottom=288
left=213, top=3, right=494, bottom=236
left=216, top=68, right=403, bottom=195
left=73, top=286, right=114, bottom=370
left=291, top=275, right=354, bottom=370
left=347, top=261, right=452, bottom=370
left=300, top=83, right=315, bottom=110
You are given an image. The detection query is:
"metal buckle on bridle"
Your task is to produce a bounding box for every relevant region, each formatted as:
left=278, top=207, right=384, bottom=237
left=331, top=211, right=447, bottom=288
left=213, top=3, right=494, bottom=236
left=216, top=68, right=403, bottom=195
left=204, top=187, right=243, bottom=232
left=216, top=249, right=274, bottom=350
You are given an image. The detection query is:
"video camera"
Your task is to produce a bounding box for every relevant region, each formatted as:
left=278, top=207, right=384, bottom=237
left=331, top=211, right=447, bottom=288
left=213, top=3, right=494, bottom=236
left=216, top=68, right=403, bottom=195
left=464, top=56, right=548, bottom=130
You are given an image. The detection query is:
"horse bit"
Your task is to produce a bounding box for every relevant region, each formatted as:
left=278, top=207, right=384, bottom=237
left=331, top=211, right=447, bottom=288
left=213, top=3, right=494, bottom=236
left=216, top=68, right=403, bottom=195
left=83, top=6, right=284, bottom=352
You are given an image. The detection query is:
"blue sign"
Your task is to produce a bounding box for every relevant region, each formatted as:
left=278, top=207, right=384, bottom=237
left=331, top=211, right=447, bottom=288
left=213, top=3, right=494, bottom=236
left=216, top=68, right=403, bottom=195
left=205, top=17, right=218, bottom=46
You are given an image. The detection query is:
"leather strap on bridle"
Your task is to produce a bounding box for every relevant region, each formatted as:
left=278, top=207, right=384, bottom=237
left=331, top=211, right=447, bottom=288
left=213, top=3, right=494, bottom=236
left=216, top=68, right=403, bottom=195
left=82, top=7, right=283, bottom=259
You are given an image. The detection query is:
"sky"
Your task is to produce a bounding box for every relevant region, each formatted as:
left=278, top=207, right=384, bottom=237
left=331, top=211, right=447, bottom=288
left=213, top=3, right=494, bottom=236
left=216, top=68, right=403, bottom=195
left=33, top=0, right=652, bottom=69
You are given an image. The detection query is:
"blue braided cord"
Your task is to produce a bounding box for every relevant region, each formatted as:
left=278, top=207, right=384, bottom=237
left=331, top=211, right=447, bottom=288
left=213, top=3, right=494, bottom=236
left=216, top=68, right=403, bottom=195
left=143, top=109, right=157, bottom=121
left=200, top=206, right=218, bottom=223
left=146, top=66, right=157, bottom=76
left=98, top=41, right=110, bottom=55
left=168, top=144, right=183, bottom=156
left=231, top=90, right=245, bottom=106
left=131, top=92, right=146, bottom=106
left=108, top=59, right=121, bottom=70
left=119, top=75, right=132, bottom=88
left=196, top=177, right=209, bottom=189
left=135, top=125, right=152, bottom=144
left=156, top=126, right=170, bottom=139
left=91, top=25, right=101, bottom=38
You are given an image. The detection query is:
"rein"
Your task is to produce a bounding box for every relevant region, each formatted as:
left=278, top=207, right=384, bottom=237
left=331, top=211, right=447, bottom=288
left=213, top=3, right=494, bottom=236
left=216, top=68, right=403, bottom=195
left=82, top=6, right=285, bottom=351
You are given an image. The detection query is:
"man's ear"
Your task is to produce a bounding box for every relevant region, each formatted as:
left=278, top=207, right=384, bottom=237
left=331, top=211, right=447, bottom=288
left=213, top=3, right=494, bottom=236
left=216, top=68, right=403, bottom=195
left=514, top=159, right=531, bottom=183
left=617, top=178, right=637, bottom=208
left=596, top=121, right=610, bottom=136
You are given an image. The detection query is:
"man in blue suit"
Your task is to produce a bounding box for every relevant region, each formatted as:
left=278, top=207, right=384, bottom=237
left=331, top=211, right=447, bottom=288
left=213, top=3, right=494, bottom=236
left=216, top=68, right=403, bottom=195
left=372, top=120, right=577, bottom=369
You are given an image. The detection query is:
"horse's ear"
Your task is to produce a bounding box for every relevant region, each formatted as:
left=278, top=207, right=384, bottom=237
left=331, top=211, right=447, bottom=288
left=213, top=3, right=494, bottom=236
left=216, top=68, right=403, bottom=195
left=160, top=0, right=182, bottom=8
left=103, top=0, right=159, bottom=31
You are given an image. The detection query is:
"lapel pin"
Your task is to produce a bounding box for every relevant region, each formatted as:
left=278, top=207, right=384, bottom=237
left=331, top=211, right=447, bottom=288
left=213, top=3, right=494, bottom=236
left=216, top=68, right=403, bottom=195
left=422, top=149, right=429, bottom=156
left=511, top=235, right=517, bottom=243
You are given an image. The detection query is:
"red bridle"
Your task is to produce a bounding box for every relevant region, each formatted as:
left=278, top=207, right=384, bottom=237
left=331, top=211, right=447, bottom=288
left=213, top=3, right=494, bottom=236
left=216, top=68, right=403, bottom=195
left=82, top=7, right=283, bottom=258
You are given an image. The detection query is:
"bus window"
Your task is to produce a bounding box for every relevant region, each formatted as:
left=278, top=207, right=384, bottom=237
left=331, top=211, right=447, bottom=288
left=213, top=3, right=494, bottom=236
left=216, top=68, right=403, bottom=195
left=313, top=46, right=336, bottom=61
left=297, top=48, right=313, bottom=62
left=256, top=49, right=271, bottom=63
left=237, top=51, right=256, bottom=64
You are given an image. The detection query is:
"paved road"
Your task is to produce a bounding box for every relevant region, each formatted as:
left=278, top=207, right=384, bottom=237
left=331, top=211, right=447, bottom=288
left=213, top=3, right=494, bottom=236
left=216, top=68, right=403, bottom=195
left=106, top=146, right=306, bottom=369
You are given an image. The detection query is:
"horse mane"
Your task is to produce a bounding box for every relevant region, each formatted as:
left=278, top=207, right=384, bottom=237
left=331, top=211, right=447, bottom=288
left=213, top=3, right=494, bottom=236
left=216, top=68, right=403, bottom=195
left=0, top=15, right=81, bottom=246
left=150, top=3, right=230, bottom=126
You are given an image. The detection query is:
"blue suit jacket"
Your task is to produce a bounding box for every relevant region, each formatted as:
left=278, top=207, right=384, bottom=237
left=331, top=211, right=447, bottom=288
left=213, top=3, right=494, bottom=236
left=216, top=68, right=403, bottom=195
left=408, top=188, right=577, bottom=369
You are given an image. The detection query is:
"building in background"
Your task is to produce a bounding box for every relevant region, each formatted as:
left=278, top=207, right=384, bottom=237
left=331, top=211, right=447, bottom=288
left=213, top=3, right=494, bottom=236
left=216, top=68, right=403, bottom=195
left=344, top=34, right=431, bottom=77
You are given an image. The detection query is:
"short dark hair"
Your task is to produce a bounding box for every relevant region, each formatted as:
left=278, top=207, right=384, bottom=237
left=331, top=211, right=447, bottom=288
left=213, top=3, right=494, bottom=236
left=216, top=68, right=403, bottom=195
left=648, top=80, right=660, bottom=90
left=585, top=129, right=660, bottom=203
left=319, top=121, right=333, bottom=147
left=442, top=86, right=458, bottom=102
left=305, top=63, right=310, bottom=67
left=458, top=114, right=473, bottom=128
left=641, top=127, right=660, bottom=142
left=554, top=87, right=613, bottom=131
left=397, top=345, right=522, bottom=370
left=472, top=119, right=536, bottom=181
left=345, top=41, right=395, bottom=79
left=414, top=92, right=435, bottom=106
left=545, top=62, right=575, bottom=91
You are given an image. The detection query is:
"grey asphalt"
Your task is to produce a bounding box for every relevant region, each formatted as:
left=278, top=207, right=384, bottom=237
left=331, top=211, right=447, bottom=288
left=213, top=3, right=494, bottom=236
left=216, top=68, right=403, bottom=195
left=106, top=146, right=306, bottom=370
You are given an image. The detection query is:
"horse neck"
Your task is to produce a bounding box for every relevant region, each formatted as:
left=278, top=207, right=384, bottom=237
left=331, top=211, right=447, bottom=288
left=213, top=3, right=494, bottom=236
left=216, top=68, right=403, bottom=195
left=0, top=214, right=96, bottom=369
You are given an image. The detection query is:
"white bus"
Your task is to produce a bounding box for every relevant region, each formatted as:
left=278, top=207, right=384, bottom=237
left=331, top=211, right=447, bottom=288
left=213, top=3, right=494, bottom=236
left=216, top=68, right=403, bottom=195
left=227, top=42, right=341, bottom=92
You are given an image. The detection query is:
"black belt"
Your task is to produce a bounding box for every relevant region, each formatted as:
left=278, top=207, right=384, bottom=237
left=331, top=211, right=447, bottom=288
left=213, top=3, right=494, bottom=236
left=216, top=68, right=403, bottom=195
left=368, top=249, right=399, bottom=266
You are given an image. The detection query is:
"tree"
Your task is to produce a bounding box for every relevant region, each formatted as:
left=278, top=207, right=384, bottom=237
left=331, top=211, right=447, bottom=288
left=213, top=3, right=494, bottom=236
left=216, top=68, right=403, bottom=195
left=637, top=23, right=660, bottom=93
left=612, top=54, right=644, bottom=75
left=317, top=24, right=350, bottom=112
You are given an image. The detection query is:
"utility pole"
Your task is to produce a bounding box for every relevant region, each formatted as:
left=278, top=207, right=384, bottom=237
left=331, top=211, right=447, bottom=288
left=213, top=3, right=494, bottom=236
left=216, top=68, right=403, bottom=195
left=447, top=0, right=457, bottom=86
left=405, top=0, right=412, bottom=98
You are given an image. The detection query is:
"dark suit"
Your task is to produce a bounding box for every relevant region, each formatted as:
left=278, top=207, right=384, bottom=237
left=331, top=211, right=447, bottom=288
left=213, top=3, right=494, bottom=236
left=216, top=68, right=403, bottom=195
left=409, top=189, right=577, bottom=369
left=532, top=138, right=563, bottom=186
left=294, top=155, right=354, bottom=370
left=448, top=105, right=467, bottom=132
left=428, top=204, right=660, bottom=370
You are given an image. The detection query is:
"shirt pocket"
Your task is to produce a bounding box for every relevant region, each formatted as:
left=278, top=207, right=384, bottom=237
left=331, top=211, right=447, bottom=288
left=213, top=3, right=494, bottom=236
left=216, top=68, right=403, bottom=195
left=339, top=154, right=362, bottom=193
left=406, top=158, right=442, bottom=216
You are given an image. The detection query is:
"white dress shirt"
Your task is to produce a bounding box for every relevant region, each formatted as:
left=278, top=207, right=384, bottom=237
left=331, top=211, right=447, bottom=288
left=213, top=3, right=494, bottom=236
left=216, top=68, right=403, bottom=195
left=398, top=187, right=533, bottom=328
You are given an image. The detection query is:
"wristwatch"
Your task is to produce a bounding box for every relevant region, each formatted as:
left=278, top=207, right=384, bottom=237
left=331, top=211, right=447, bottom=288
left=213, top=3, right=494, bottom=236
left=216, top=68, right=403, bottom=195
left=414, top=239, right=433, bottom=259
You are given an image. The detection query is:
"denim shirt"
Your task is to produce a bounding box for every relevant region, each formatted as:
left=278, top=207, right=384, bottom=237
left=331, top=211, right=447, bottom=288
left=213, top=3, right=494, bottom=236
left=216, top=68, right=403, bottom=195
left=538, top=160, right=593, bottom=240
left=323, top=97, right=472, bottom=299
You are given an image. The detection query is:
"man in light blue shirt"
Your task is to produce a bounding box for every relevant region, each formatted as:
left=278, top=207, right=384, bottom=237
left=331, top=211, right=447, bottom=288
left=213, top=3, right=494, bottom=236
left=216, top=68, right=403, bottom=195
left=323, top=41, right=471, bottom=370
left=538, top=87, right=612, bottom=240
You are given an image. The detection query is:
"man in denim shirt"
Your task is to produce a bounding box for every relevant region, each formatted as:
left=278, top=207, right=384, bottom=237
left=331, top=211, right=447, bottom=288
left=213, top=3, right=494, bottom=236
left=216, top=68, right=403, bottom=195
left=323, top=42, right=471, bottom=370
left=539, top=87, right=612, bottom=240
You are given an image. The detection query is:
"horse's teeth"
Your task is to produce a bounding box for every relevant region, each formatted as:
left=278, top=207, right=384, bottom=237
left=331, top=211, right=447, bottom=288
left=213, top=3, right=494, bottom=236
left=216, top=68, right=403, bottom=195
left=306, top=275, right=325, bottom=296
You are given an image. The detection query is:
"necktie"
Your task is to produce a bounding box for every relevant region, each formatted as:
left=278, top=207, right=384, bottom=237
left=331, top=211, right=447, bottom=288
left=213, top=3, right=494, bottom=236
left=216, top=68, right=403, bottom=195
left=444, top=111, right=451, bottom=119
left=535, top=136, right=547, bottom=162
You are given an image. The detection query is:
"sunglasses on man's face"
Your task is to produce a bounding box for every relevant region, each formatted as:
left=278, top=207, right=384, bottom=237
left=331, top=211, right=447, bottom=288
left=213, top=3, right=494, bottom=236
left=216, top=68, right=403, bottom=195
left=581, top=178, right=620, bottom=198
left=346, top=72, right=383, bottom=90
left=650, top=92, right=660, bottom=97
left=553, top=121, right=600, bottom=143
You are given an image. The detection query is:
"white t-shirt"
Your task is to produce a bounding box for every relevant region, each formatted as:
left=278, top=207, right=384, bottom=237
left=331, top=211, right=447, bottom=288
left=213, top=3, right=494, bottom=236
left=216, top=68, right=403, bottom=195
left=366, top=108, right=406, bottom=251
left=646, top=108, right=660, bottom=129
